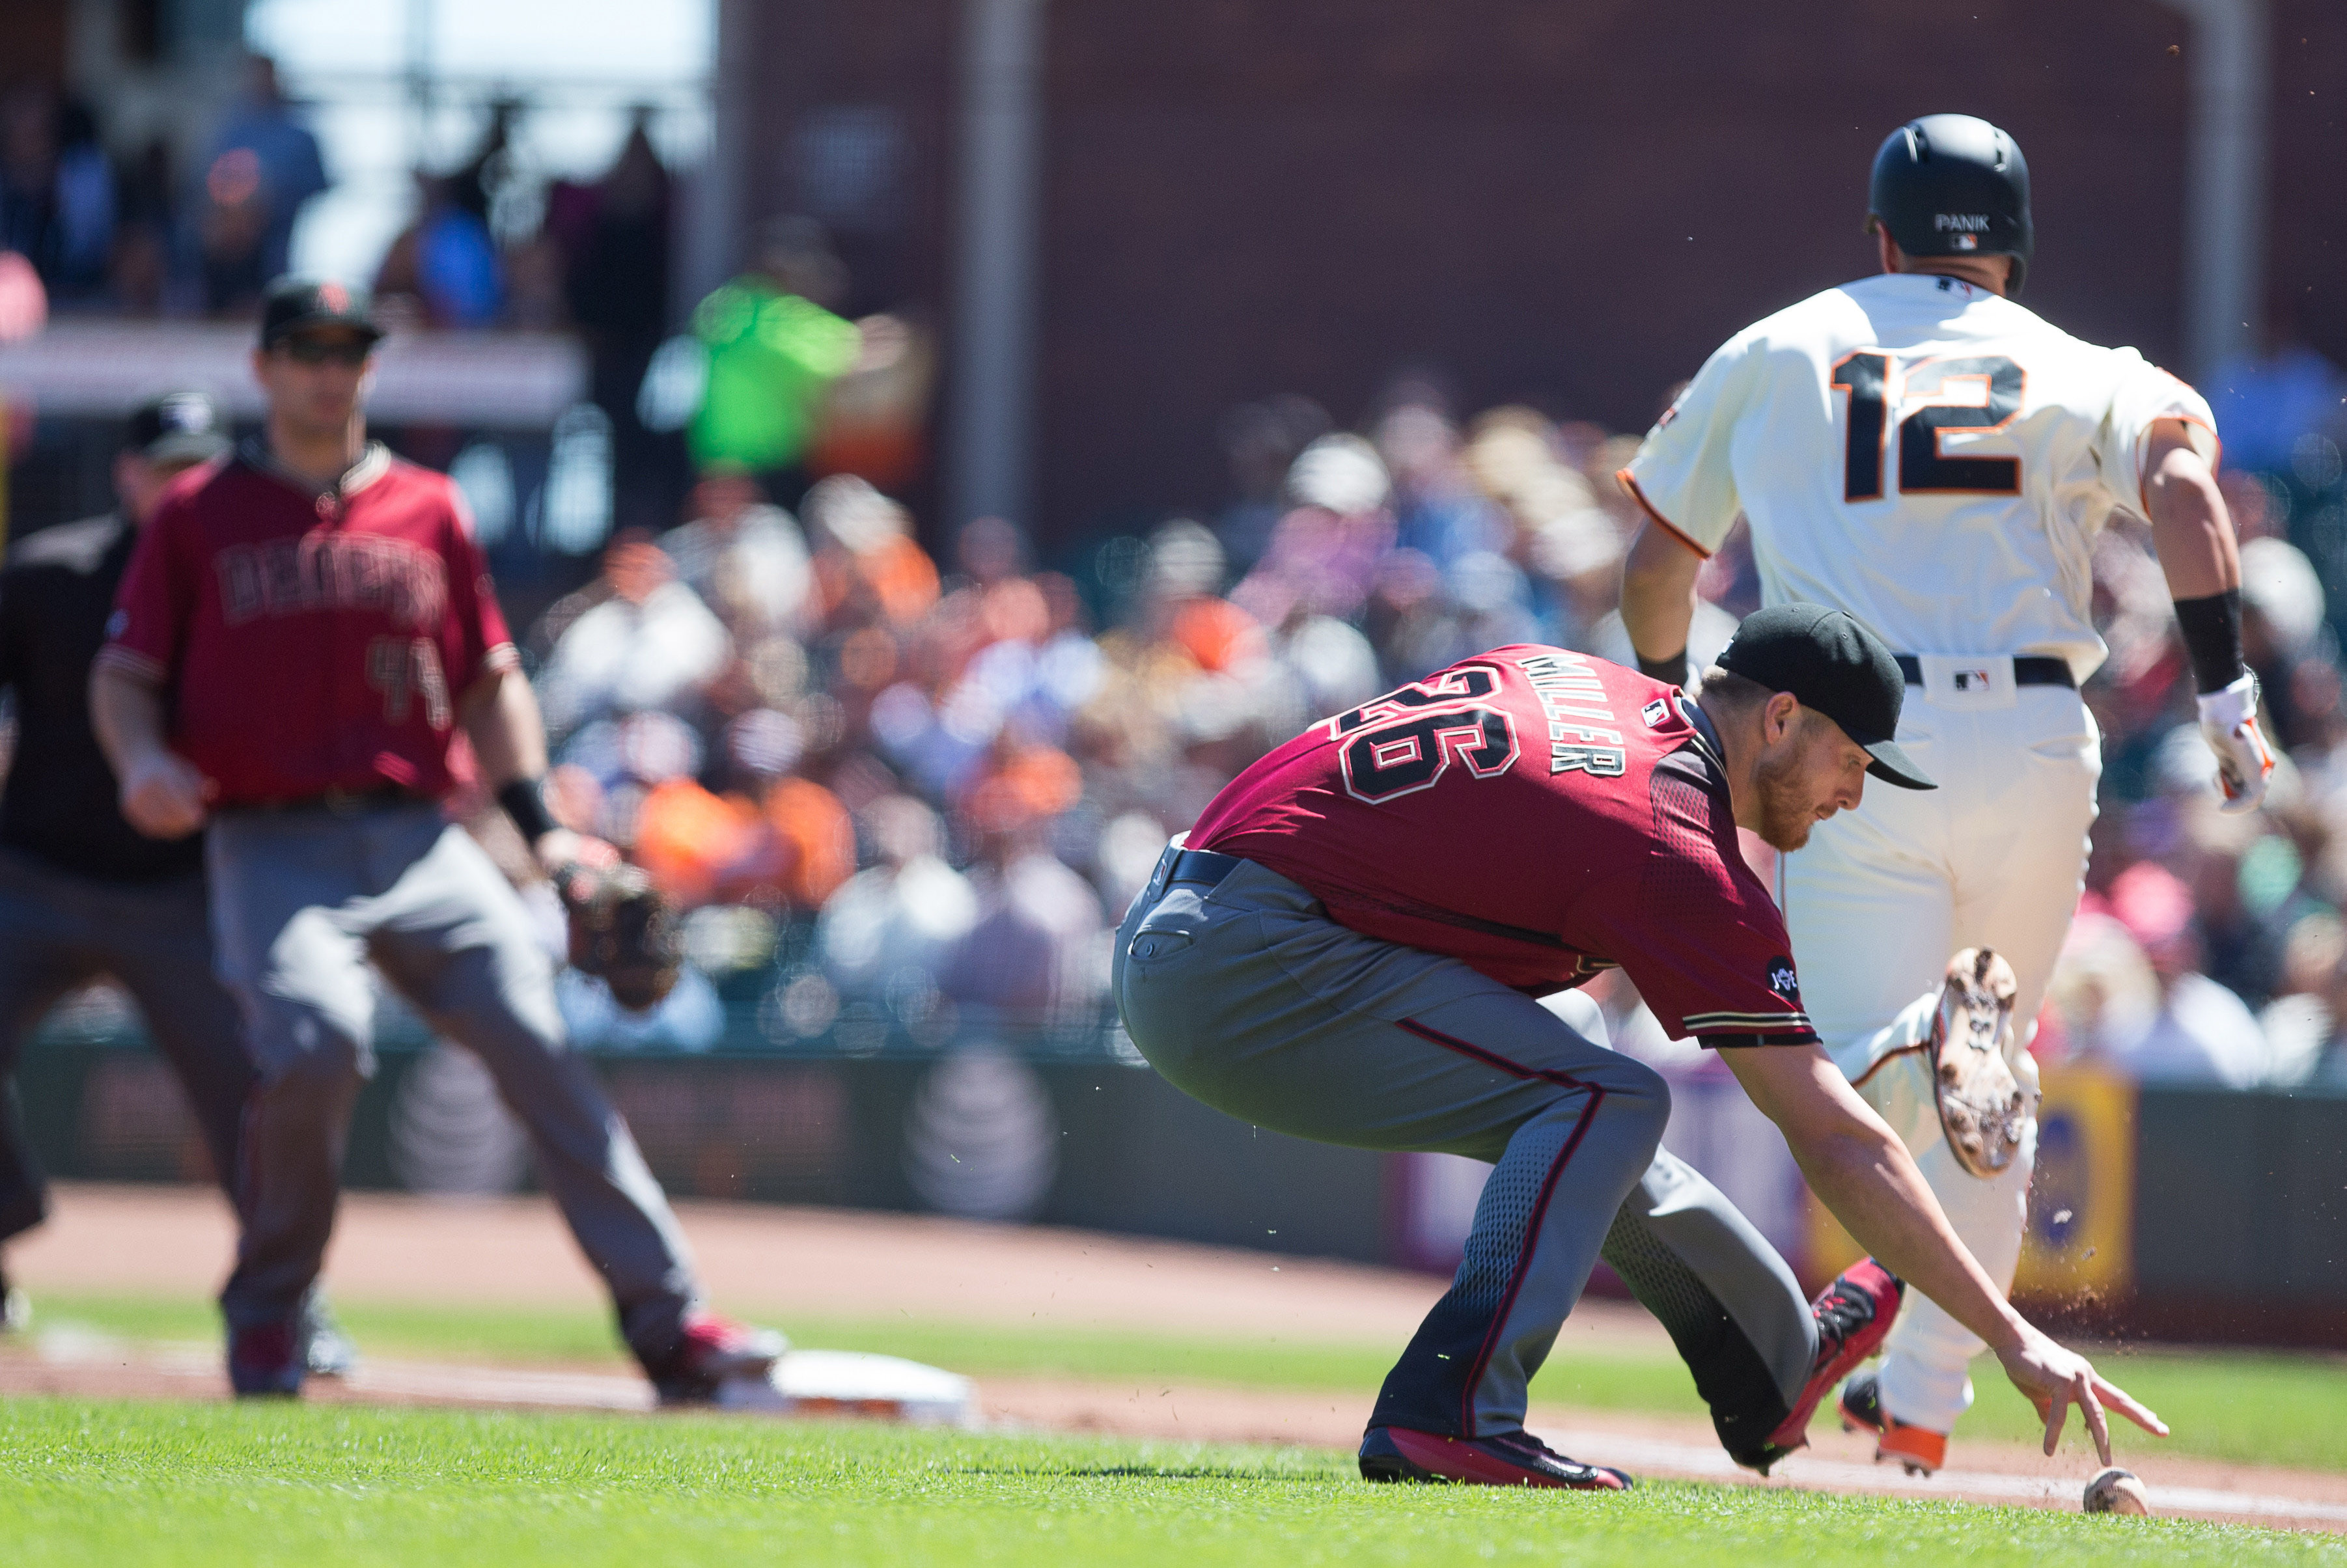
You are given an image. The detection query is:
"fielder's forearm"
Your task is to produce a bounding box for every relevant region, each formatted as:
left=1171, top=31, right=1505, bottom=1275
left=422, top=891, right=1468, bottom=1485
left=89, top=665, right=174, bottom=776
left=1723, top=1044, right=2024, bottom=1352
left=1619, top=523, right=1704, bottom=671
left=2144, top=421, right=2240, bottom=604
left=1793, top=1116, right=2025, bottom=1353
left=460, top=667, right=549, bottom=790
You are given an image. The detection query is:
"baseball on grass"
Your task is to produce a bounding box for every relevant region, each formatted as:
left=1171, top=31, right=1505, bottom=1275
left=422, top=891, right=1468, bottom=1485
left=2083, top=1468, right=2150, bottom=1515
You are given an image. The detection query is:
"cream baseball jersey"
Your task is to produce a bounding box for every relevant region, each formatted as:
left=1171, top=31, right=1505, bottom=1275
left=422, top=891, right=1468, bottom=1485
left=1619, top=271, right=2217, bottom=678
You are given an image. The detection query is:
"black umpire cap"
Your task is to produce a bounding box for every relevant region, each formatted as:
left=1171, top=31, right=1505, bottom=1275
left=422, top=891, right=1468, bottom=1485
left=258, top=275, right=383, bottom=350
left=124, top=391, right=230, bottom=465
left=1717, top=603, right=1936, bottom=790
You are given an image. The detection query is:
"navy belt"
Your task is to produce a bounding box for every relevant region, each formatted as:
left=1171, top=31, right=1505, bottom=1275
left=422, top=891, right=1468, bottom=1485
left=1895, top=655, right=2074, bottom=689
left=1165, top=846, right=1245, bottom=889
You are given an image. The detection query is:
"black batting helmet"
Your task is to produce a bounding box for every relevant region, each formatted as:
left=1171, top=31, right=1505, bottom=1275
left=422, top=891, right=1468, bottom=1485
left=1867, top=115, right=2033, bottom=297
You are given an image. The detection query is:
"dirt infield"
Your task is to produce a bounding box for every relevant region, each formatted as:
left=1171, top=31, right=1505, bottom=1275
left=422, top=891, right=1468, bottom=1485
left=5, top=1183, right=2344, bottom=1533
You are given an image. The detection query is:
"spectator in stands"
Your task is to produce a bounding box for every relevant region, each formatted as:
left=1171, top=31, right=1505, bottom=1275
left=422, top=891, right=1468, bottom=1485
left=562, top=109, right=676, bottom=530
left=191, top=57, right=327, bottom=312
left=939, top=765, right=1105, bottom=1034
left=2089, top=862, right=2271, bottom=1086
left=1214, top=394, right=1331, bottom=576
left=818, top=795, right=979, bottom=1004
left=536, top=532, right=730, bottom=739
left=687, top=217, right=861, bottom=501
left=663, top=475, right=814, bottom=638
left=2208, top=313, right=2346, bottom=480
left=0, top=87, right=111, bottom=302
left=375, top=171, right=503, bottom=329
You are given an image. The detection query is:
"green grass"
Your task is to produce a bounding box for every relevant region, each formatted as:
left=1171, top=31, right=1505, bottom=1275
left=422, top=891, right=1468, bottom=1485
left=1, top=1397, right=2337, bottom=1567
left=25, top=1293, right=2347, bottom=1473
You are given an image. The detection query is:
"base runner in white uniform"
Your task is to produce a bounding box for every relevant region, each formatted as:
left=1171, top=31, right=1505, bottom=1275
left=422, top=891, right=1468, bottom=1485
left=1615, top=114, right=2273, bottom=1474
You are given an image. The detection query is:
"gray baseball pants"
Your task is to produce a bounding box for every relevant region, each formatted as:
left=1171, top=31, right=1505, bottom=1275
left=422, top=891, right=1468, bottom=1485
left=1115, top=846, right=1818, bottom=1450
left=206, top=803, right=700, bottom=1371
left=0, top=847, right=252, bottom=1241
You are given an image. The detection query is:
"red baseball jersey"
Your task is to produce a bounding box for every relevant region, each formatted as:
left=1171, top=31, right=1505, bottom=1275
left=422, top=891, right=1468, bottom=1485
left=1189, top=644, right=1817, bottom=1047
left=96, top=443, right=518, bottom=806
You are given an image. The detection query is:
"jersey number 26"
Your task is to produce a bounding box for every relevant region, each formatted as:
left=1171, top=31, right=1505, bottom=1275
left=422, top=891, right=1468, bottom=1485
left=1831, top=352, right=2023, bottom=502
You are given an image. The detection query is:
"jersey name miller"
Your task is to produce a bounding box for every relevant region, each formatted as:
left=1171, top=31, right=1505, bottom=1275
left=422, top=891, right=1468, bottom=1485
left=1518, top=650, right=1627, bottom=777
left=215, top=534, right=448, bottom=630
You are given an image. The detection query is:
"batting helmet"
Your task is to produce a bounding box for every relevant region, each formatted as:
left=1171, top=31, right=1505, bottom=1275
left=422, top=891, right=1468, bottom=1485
left=1867, top=114, right=2033, bottom=297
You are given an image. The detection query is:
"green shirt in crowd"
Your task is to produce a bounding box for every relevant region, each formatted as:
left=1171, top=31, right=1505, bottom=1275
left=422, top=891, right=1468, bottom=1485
left=688, top=277, right=862, bottom=473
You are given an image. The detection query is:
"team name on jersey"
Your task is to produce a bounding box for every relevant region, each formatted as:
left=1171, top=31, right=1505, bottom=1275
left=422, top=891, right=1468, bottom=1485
left=1516, top=652, right=1626, bottom=777
left=215, top=534, right=448, bottom=631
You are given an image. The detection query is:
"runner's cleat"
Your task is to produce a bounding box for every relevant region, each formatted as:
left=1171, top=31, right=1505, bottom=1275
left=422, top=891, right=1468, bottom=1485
left=1359, top=1426, right=1633, bottom=1490
left=1839, top=1368, right=1948, bottom=1476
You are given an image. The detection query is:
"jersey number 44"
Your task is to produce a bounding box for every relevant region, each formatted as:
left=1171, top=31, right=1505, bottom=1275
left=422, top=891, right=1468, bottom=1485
left=1831, top=351, right=2023, bottom=502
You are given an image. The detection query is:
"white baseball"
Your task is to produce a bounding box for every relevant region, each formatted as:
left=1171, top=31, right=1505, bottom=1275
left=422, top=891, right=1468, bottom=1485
left=2083, top=1467, right=2150, bottom=1515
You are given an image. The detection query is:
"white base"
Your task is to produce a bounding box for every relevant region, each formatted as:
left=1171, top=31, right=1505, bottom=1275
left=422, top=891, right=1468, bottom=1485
left=713, top=1349, right=975, bottom=1427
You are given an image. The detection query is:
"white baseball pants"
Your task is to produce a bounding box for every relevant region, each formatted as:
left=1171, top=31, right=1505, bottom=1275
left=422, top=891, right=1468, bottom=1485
left=1780, top=676, right=2099, bottom=1436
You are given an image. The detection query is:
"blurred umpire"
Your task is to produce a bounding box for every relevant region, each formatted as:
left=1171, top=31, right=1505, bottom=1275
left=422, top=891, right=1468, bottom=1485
left=0, top=397, right=255, bottom=1330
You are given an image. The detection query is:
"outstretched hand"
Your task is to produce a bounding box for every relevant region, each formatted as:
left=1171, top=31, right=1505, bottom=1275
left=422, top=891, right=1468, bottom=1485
left=1993, top=1325, right=2167, bottom=1464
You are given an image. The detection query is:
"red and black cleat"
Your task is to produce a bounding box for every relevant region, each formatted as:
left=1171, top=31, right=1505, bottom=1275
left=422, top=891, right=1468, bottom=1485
left=1360, top=1427, right=1634, bottom=1490
left=227, top=1320, right=305, bottom=1398
left=1732, top=1258, right=1905, bottom=1476
left=651, top=1312, right=788, bottom=1404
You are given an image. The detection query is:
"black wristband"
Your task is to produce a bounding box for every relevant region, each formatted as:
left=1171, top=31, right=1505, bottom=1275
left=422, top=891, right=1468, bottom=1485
left=497, top=777, right=559, bottom=844
left=1637, top=648, right=1689, bottom=687
left=2174, top=589, right=2247, bottom=694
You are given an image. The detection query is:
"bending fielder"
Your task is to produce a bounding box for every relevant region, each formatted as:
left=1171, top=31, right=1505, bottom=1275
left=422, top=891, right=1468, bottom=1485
left=1116, top=609, right=2163, bottom=1489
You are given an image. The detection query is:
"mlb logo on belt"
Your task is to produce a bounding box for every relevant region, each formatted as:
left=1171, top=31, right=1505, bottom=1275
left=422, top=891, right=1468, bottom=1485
left=1951, top=668, right=1993, bottom=693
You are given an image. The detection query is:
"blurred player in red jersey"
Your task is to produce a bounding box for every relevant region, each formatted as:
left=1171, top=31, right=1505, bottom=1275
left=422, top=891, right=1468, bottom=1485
left=1117, top=607, right=2164, bottom=1488
left=89, top=277, right=780, bottom=1401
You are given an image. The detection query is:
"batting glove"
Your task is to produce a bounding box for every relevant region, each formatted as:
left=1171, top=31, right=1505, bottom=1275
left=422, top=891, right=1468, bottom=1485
left=2198, top=672, right=2275, bottom=815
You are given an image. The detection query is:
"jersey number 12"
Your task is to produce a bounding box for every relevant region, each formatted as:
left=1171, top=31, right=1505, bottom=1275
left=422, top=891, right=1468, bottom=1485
left=1831, top=352, right=2023, bottom=501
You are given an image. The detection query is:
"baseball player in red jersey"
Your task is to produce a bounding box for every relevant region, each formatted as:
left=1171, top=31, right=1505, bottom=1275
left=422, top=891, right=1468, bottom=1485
left=89, top=277, right=779, bottom=1399
left=1117, top=605, right=2163, bottom=1487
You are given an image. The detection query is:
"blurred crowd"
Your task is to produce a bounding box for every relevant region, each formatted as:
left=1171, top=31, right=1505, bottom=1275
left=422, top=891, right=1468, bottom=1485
left=509, top=346, right=2347, bottom=1097
left=16, top=57, right=2347, bottom=1089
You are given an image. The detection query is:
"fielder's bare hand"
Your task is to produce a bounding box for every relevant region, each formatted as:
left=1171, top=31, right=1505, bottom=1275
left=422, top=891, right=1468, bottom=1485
left=1993, top=1324, right=2167, bottom=1463
left=118, top=748, right=215, bottom=838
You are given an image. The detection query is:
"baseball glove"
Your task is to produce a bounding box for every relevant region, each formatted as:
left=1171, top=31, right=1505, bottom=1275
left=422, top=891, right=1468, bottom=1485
left=560, top=862, right=683, bottom=1013
left=1930, top=947, right=2031, bottom=1179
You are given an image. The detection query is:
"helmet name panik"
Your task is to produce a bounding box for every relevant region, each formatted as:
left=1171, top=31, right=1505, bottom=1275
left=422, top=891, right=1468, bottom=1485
left=1933, top=213, right=1992, bottom=231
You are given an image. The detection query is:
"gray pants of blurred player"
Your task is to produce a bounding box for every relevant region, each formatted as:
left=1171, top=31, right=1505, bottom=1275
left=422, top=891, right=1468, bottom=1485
left=206, top=803, right=701, bottom=1371
left=1115, top=846, right=1818, bottom=1451
left=0, top=847, right=251, bottom=1243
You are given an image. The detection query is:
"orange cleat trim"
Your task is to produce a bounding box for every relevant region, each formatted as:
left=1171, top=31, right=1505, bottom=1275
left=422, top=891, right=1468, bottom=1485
left=1876, top=1419, right=1947, bottom=1476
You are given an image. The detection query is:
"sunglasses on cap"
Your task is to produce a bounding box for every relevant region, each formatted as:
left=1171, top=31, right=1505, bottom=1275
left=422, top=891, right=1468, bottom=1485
left=273, top=335, right=374, bottom=367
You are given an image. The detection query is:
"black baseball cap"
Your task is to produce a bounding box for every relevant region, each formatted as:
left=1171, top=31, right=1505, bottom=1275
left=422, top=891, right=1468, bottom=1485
left=124, top=391, right=230, bottom=465
left=258, top=275, right=383, bottom=350
left=1717, top=603, right=1936, bottom=790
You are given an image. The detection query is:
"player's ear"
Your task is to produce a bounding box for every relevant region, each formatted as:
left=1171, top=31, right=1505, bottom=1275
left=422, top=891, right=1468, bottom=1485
left=1764, top=691, right=1800, bottom=745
